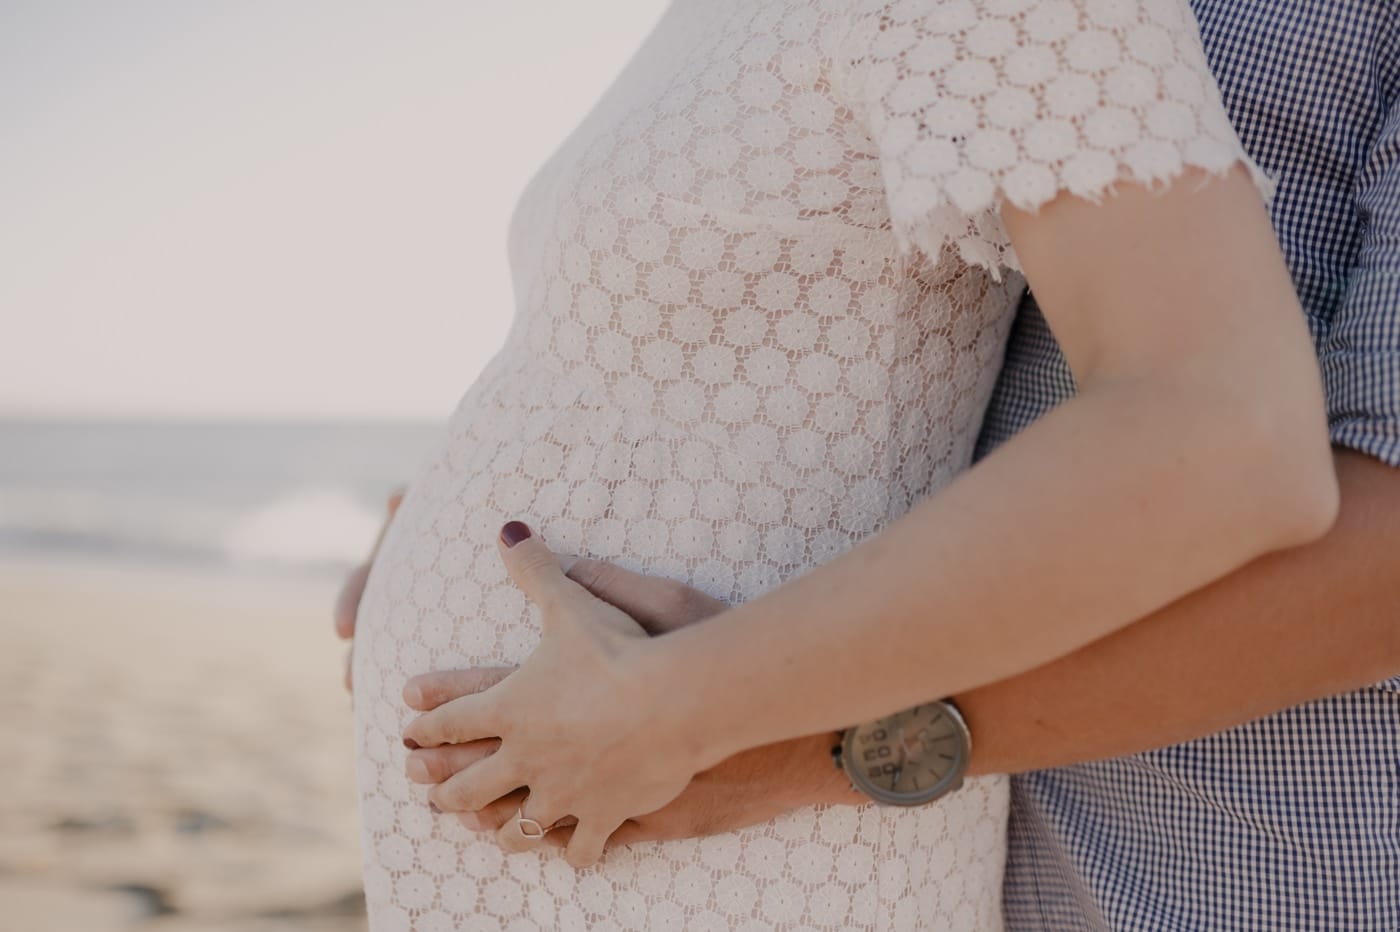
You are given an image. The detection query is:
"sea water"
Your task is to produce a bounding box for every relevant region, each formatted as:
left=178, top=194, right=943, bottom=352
left=0, top=418, right=442, bottom=576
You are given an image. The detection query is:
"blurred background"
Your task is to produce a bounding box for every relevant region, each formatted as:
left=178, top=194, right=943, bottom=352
left=0, top=2, right=662, bottom=929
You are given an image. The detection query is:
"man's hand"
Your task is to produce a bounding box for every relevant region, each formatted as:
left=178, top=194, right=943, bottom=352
left=334, top=486, right=405, bottom=691
left=401, top=560, right=865, bottom=850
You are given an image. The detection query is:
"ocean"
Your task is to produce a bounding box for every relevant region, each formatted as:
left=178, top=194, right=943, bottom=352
left=0, top=418, right=444, bottom=576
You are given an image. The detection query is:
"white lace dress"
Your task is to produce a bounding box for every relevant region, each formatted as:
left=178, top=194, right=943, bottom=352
left=352, top=1, right=1266, bottom=928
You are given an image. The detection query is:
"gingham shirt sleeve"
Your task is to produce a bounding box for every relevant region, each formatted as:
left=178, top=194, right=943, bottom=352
left=1322, top=102, right=1400, bottom=466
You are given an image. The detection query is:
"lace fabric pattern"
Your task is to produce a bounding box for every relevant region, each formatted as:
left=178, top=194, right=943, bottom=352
left=352, top=1, right=1264, bottom=928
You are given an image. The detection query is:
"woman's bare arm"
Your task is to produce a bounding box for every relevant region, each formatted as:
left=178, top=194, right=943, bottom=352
left=653, top=166, right=1339, bottom=764
left=960, top=447, right=1399, bottom=774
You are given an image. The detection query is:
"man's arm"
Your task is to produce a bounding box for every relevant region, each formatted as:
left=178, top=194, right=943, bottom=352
left=403, top=448, right=1397, bottom=847
left=959, top=447, right=1400, bottom=774
left=960, top=87, right=1400, bottom=771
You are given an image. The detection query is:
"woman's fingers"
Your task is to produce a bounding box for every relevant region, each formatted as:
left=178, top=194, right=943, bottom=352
left=403, top=667, right=516, bottom=711
left=564, top=818, right=618, bottom=869
left=428, top=750, right=523, bottom=813
left=458, top=786, right=528, bottom=831
left=471, top=819, right=629, bottom=856
left=495, top=793, right=571, bottom=854
left=496, top=521, right=587, bottom=622
left=461, top=791, right=582, bottom=847
left=404, top=691, right=503, bottom=749
left=405, top=740, right=500, bottom=784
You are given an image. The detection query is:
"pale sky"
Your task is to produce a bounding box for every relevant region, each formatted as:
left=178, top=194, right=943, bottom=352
left=0, top=1, right=666, bottom=420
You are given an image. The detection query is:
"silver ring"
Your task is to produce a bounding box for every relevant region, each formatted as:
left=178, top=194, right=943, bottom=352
left=515, top=806, right=549, bottom=840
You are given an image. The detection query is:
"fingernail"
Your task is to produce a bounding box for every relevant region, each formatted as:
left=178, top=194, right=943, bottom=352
left=500, top=521, right=532, bottom=548
left=403, top=737, right=420, bottom=750
left=405, top=756, right=430, bottom=783
left=403, top=683, right=424, bottom=707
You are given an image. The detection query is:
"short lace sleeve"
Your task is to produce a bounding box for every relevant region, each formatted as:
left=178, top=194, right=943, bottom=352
left=832, top=0, right=1275, bottom=275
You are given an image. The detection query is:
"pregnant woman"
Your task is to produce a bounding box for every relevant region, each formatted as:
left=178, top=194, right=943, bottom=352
left=350, top=0, right=1336, bottom=928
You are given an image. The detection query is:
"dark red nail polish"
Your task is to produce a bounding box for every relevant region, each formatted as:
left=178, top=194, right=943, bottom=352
left=403, top=737, right=420, bottom=750
left=500, top=521, right=532, bottom=548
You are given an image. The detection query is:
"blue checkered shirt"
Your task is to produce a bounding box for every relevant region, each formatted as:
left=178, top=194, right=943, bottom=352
left=974, top=2, right=1400, bottom=929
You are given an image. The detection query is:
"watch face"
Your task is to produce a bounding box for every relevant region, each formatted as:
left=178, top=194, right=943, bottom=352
left=843, top=701, right=969, bottom=805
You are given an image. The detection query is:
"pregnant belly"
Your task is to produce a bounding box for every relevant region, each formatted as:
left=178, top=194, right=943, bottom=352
left=355, top=358, right=911, bottom=675
left=347, top=361, right=1009, bottom=931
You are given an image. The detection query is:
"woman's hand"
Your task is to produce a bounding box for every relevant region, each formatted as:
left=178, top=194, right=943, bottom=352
left=401, top=557, right=865, bottom=858
left=402, top=521, right=709, bottom=868
left=403, top=663, right=864, bottom=857
left=407, top=722, right=863, bottom=852
left=334, top=486, right=405, bottom=692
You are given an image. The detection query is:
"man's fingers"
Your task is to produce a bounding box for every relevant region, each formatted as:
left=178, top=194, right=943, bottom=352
left=405, top=740, right=501, bottom=784
left=335, top=486, right=406, bottom=641
left=386, top=486, right=405, bottom=518
left=540, top=823, right=572, bottom=848
left=496, top=521, right=585, bottom=619
left=372, top=487, right=405, bottom=555
left=603, top=820, right=651, bottom=849
left=404, top=692, right=502, bottom=749
left=565, top=558, right=727, bottom=634
left=428, top=751, right=522, bottom=813
left=333, top=563, right=371, bottom=639
left=403, top=667, right=517, bottom=711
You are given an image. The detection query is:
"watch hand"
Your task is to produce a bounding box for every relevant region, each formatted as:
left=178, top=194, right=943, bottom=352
left=892, top=745, right=908, bottom=787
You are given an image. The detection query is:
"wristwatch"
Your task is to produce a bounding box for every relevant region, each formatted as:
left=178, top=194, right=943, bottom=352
left=831, top=699, right=972, bottom=806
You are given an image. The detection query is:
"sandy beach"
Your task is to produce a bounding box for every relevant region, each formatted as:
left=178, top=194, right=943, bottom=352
left=0, top=558, right=369, bottom=932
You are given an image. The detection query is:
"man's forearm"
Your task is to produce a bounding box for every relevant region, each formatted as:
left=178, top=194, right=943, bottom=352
left=412, top=452, right=1394, bottom=842
left=958, top=449, right=1400, bottom=776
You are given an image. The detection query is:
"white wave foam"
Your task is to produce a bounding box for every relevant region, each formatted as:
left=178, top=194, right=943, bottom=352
left=222, top=488, right=381, bottom=568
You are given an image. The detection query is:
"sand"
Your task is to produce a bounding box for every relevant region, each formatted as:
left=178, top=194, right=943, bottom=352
left=0, top=558, right=369, bottom=932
